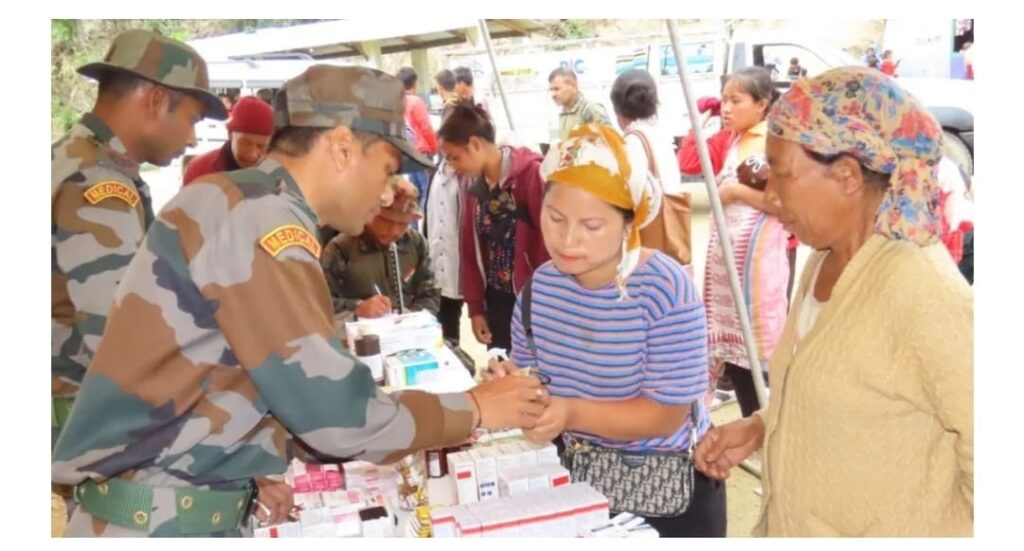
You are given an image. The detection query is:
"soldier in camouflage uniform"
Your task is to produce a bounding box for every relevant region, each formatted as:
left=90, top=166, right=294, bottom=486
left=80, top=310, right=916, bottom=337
left=52, top=30, right=228, bottom=451
left=322, top=176, right=440, bottom=318
left=52, top=64, right=549, bottom=537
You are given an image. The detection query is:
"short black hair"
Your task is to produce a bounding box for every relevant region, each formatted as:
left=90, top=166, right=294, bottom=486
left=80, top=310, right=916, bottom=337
left=270, top=127, right=382, bottom=157
left=256, top=88, right=276, bottom=105
left=454, top=67, right=474, bottom=87
left=97, top=71, right=148, bottom=98
left=438, top=99, right=495, bottom=145
left=790, top=57, right=800, bottom=65
left=548, top=67, right=578, bottom=84
left=435, top=69, right=456, bottom=92
left=396, top=67, right=418, bottom=91
left=97, top=71, right=185, bottom=111
left=805, top=150, right=892, bottom=191
left=610, top=69, right=658, bottom=122
left=269, top=127, right=330, bottom=156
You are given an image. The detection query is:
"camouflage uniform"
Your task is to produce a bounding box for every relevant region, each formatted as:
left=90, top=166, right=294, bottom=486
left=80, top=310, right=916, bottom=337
left=322, top=176, right=440, bottom=317
left=51, top=66, right=470, bottom=537
left=558, top=92, right=611, bottom=142
left=322, top=230, right=441, bottom=317
left=51, top=30, right=226, bottom=450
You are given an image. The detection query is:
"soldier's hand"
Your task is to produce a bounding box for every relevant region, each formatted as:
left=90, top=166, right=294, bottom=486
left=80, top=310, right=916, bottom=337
left=254, top=477, right=294, bottom=526
left=471, top=315, right=492, bottom=345
left=469, top=376, right=550, bottom=430
left=356, top=295, right=392, bottom=319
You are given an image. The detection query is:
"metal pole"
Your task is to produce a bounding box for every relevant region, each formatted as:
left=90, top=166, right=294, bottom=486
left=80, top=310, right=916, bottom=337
left=478, top=19, right=516, bottom=132
left=665, top=19, right=769, bottom=410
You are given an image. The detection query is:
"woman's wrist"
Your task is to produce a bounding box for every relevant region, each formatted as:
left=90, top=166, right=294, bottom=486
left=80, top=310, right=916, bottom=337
left=562, top=397, right=577, bottom=432
left=466, top=390, right=482, bottom=430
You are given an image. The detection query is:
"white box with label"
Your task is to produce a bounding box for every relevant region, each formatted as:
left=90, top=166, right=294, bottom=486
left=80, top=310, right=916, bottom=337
left=448, top=451, right=478, bottom=504
left=469, top=447, right=500, bottom=501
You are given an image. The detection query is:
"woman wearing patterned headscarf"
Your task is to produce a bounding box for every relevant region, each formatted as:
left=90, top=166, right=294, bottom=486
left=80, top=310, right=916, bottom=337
left=694, top=67, right=973, bottom=536
left=486, top=124, right=725, bottom=536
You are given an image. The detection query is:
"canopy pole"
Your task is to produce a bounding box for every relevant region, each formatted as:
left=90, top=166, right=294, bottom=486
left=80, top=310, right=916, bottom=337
left=665, top=19, right=769, bottom=410
left=478, top=19, right=516, bottom=132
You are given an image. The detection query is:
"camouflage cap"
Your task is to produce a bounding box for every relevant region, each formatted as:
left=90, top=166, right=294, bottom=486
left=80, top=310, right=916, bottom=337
left=274, top=65, right=433, bottom=173
left=378, top=177, right=422, bottom=224
left=77, top=29, right=228, bottom=121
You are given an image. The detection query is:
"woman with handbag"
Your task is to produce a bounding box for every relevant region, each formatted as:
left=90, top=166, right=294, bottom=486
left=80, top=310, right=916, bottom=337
left=677, top=67, right=790, bottom=418
left=610, top=69, right=693, bottom=274
left=487, top=124, right=725, bottom=537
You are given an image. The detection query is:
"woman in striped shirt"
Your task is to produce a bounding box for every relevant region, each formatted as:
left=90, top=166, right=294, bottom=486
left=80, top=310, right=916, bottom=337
left=490, top=124, right=725, bottom=537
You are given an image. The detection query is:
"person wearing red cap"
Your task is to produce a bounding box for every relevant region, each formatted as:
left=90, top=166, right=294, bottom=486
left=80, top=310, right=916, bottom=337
left=182, top=96, right=274, bottom=185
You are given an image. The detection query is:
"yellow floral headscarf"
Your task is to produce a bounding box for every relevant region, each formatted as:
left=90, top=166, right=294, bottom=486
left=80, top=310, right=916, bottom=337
left=539, top=124, right=663, bottom=298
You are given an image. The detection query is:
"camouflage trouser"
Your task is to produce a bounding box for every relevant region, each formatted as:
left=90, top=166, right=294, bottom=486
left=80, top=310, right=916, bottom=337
left=64, top=483, right=251, bottom=537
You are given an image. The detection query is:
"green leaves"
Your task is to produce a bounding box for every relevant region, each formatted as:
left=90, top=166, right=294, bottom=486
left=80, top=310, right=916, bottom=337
left=51, top=19, right=75, bottom=43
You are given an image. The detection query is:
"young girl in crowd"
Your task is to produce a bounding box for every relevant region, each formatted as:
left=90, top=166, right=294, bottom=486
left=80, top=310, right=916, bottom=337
left=438, top=101, right=549, bottom=352
left=677, top=67, right=790, bottom=418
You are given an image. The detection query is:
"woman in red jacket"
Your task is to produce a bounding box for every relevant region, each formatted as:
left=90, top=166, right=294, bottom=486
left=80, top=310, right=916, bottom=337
left=438, top=102, right=549, bottom=352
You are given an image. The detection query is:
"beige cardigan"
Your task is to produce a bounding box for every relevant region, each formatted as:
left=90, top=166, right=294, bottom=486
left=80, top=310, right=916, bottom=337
left=754, top=235, right=973, bottom=536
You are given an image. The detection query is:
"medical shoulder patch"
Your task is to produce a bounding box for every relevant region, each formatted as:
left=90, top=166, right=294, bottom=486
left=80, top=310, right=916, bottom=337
left=259, top=224, right=322, bottom=259
left=83, top=181, right=140, bottom=208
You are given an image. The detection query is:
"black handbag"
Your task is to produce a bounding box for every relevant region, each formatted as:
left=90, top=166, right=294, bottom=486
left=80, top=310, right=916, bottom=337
left=522, top=276, right=700, bottom=517
left=559, top=418, right=698, bottom=517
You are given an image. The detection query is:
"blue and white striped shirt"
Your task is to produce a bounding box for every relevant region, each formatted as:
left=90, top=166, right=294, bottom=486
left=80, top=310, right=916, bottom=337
left=511, top=252, right=711, bottom=452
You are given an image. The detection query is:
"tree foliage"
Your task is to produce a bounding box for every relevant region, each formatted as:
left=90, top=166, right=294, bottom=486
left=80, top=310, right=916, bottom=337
left=50, top=19, right=322, bottom=139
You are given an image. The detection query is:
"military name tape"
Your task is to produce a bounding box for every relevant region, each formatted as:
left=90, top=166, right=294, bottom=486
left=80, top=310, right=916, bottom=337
left=259, top=224, right=321, bottom=259
left=84, top=181, right=140, bottom=208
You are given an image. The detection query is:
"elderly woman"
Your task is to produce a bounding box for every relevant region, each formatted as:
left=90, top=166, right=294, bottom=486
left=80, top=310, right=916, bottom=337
left=694, top=67, right=973, bottom=536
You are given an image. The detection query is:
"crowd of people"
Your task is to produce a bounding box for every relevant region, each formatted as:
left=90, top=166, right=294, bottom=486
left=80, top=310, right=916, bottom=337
left=51, top=28, right=973, bottom=538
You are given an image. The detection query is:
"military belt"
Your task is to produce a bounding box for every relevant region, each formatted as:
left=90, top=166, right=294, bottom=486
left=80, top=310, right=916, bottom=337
left=51, top=396, right=75, bottom=429
left=75, top=478, right=255, bottom=535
